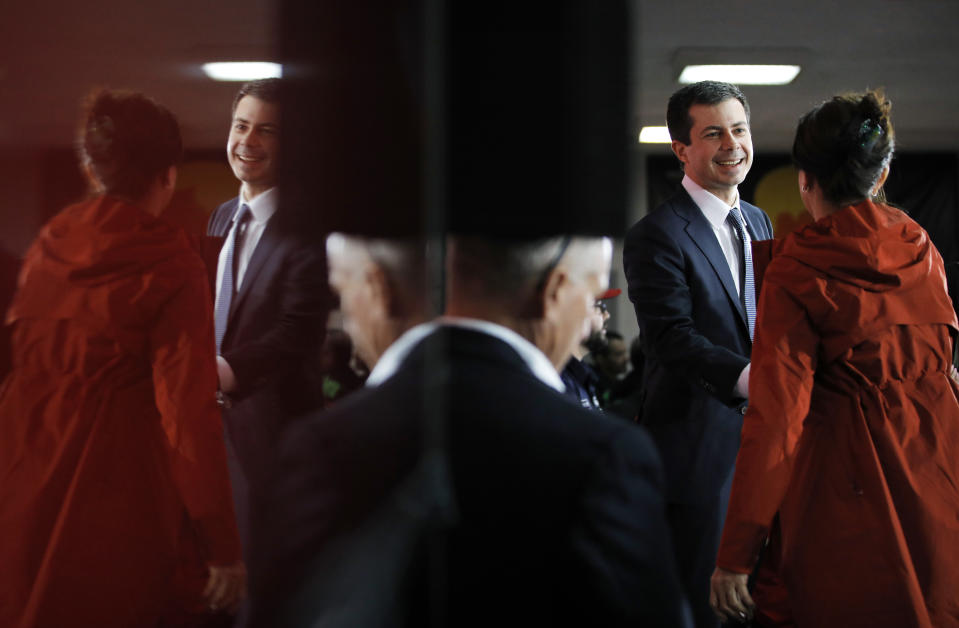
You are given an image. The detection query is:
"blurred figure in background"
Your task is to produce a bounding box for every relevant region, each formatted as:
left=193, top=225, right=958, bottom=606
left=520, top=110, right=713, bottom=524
left=257, top=234, right=691, bottom=627
left=711, top=90, right=959, bottom=627
left=560, top=288, right=619, bottom=411
left=251, top=234, right=433, bottom=625
left=606, top=335, right=646, bottom=421
left=0, top=89, right=244, bottom=627
left=588, top=329, right=630, bottom=406
left=319, top=328, right=367, bottom=407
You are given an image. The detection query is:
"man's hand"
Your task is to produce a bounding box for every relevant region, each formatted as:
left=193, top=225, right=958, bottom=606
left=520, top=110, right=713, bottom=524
left=216, top=356, right=238, bottom=394
left=204, top=561, right=247, bottom=614
left=709, top=566, right=754, bottom=623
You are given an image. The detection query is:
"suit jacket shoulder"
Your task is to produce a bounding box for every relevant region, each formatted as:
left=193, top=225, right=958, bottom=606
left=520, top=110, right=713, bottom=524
left=207, top=197, right=240, bottom=237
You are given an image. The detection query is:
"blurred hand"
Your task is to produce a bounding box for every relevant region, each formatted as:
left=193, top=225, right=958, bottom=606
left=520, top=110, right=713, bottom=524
left=204, top=561, right=247, bottom=614
left=216, top=356, right=237, bottom=393
left=709, top=566, right=754, bottom=624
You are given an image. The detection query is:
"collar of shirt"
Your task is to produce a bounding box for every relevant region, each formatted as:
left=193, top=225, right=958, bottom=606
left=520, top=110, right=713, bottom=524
left=238, top=186, right=279, bottom=225
left=365, top=317, right=565, bottom=393
left=681, top=174, right=740, bottom=227
left=365, top=321, right=439, bottom=387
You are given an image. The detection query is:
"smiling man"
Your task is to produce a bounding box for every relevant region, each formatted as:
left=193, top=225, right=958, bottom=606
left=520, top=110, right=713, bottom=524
left=206, top=79, right=328, bottom=621
left=623, top=81, right=773, bottom=628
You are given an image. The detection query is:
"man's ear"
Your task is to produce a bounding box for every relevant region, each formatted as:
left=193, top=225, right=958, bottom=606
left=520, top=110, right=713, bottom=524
left=538, top=266, right=568, bottom=321
left=671, top=140, right=688, bottom=166
left=365, top=263, right=393, bottom=318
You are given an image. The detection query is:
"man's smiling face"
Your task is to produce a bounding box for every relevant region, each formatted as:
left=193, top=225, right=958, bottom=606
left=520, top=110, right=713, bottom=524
left=227, top=95, right=280, bottom=200
left=672, top=98, right=753, bottom=205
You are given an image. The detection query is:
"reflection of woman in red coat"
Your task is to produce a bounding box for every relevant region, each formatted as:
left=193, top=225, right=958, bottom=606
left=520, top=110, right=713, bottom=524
left=0, top=90, right=245, bottom=626
left=711, top=90, right=959, bottom=627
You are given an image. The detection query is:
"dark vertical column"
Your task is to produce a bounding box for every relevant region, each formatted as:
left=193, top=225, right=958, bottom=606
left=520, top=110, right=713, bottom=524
left=278, top=0, right=425, bottom=238
left=446, top=2, right=630, bottom=236
left=279, top=0, right=630, bottom=238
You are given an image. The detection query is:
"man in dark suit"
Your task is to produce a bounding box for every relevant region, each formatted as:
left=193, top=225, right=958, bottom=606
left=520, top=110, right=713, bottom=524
left=623, top=81, right=773, bottom=628
left=207, top=78, right=327, bottom=581
left=253, top=234, right=691, bottom=627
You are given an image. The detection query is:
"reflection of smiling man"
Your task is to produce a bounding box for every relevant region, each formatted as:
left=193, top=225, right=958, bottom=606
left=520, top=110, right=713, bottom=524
left=207, top=79, right=328, bottom=605
left=227, top=91, right=279, bottom=198
left=623, top=80, right=772, bottom=628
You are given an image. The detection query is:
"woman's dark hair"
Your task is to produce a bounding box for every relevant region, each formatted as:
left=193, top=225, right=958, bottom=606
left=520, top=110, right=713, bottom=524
left=78, top=89, right=182, bottom=199
left=791, top=88, right=894, bottom=205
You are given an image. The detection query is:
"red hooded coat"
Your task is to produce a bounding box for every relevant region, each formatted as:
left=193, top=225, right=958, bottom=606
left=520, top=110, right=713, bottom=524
left=718, top=200, right=959, bottom=627
left=0, top=196, right=240, bottom=627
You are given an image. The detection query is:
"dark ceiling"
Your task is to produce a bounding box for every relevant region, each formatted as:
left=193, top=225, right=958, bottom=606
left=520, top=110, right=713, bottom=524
left=2, top=1, right=958, bottom=153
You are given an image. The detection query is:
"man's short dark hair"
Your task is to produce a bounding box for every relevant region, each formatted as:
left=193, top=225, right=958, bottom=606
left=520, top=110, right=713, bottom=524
left=231, top=78, right=281, bottom=115
left=666, top=81, right=750, bottom=145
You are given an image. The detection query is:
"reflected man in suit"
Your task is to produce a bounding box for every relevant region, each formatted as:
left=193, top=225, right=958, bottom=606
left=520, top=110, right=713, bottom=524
left=623, top=81, right=773, bottom=628
left=207, top=78, right=328, bottom=583
left=256, top=234, right=692, bottom=627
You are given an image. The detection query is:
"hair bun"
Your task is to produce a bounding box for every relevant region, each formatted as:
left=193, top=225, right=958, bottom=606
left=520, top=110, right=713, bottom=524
left=791, top=87, right=895, bottom=205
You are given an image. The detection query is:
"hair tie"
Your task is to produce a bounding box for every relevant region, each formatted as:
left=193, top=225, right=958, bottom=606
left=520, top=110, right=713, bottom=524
left=858, top=118, right=883, bottom=148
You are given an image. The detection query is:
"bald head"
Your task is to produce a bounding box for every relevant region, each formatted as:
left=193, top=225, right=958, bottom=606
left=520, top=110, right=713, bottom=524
left=326, top=233, right=433, bottom=368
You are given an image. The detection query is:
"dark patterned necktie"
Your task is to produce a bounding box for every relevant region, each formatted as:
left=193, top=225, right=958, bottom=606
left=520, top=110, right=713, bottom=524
left=214, top=204, right=250, bottom=353
left=727, top=206, right=756, bottom=340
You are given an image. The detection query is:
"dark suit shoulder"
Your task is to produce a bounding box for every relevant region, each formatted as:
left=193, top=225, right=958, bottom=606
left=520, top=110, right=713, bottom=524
left=626, top=187, right=696, bottom=237
left=207, top=197, right=240, bottom=236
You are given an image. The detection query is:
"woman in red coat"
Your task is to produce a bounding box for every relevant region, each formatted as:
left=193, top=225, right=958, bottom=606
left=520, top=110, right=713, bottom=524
left=710, top=90, right=959, bottom=627
left=0, top=90, right=245, bottom=627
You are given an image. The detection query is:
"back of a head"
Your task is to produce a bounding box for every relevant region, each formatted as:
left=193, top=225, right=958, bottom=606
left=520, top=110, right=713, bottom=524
left=448, top=236, right=565, bottom=309
left=446, top=235, right=607, bottom=316
left=666, top=80, right=751, bottom=145
left=78, top=89, right=182, bottom=200
left=792, top=88, right=895, bottom=205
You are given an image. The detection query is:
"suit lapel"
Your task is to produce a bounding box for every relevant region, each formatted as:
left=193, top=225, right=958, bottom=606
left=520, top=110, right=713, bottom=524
left=672, top=191, right=748, bottom=330
left=230, top=218, right=281, bottom=317
left=214, top=199, right=242, bottom=237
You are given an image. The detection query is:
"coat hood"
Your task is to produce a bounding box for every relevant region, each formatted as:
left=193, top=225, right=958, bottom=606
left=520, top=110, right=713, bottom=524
left=781, top=200, right=937, bottom=294
left=9, top=195, right=200, bottom=324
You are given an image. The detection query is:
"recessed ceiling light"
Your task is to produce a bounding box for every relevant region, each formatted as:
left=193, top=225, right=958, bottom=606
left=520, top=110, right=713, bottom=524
left=202, top=62, right=282, bottom=81
left=678, top=64, right=800, bottom=86
left=639, top=126, right=672, bottom=144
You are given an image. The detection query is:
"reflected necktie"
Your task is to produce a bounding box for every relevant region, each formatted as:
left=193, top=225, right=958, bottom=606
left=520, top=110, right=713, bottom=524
left=727, top=206, right=756, bottom=340
left=214, top=204, right=250, bottom=353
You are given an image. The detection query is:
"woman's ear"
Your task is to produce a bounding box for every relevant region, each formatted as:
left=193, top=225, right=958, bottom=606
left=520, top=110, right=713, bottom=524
left=871, top=164, right=890, bottom=197
left=160, top=165, right=178, bottom=191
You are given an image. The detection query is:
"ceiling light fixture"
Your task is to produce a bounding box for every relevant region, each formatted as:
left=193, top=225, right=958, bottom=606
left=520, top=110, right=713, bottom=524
left=202, top=62, right=282, bottom=81
left=678, top=64, right=800, bottom=85
left=639, top=126, right=672, bottom=144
